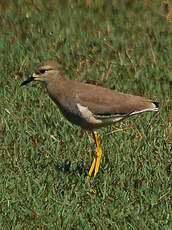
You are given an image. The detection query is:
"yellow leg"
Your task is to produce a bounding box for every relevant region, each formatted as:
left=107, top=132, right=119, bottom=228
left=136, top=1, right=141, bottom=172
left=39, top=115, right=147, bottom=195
left=88, top=157, right=96, bottom=177
left=87, top=131, right=103, bottom=178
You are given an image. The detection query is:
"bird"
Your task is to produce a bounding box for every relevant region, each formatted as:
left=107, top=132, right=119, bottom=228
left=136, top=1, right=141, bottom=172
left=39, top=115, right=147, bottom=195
left=21, top=61, right=159, bottom=178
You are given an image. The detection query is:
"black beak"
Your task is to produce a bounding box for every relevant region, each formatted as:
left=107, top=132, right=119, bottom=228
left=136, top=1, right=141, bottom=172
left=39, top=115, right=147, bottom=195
left=20, top=76, right=35, bottom=86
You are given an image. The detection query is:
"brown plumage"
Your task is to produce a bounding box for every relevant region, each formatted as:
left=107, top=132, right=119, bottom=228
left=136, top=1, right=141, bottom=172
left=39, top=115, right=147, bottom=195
left=21, top=61, right=159, bottom=177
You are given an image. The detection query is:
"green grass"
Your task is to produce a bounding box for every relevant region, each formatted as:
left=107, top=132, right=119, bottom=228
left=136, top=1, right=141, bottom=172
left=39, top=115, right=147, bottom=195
left=0, top=0, right=172, bottom=229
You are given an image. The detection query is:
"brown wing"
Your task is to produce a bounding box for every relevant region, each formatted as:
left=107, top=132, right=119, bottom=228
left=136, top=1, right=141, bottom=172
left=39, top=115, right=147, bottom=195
left=71, top=81, right=155, bottom=116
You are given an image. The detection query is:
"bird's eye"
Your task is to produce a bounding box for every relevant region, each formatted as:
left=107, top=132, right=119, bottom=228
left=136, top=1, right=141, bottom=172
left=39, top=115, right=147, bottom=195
left=40, top=69, right=45, bottom=74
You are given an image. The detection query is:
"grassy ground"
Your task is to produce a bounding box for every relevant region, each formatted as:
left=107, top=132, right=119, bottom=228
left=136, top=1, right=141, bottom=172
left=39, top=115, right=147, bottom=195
left=0, top=0, right=172, bottom=229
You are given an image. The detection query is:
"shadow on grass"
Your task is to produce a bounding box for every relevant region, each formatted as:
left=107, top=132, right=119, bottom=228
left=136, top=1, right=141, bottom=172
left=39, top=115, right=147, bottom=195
left=54, top=160, right=88, bottom=177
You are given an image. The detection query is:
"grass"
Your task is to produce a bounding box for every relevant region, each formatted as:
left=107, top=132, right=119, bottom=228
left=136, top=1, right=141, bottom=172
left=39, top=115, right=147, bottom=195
left=0, top=0, right=172, bottom=229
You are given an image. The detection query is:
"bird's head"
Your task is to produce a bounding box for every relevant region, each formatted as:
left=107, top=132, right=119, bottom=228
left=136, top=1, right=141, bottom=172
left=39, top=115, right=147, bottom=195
left=21, top=61, right=65, bottom=86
